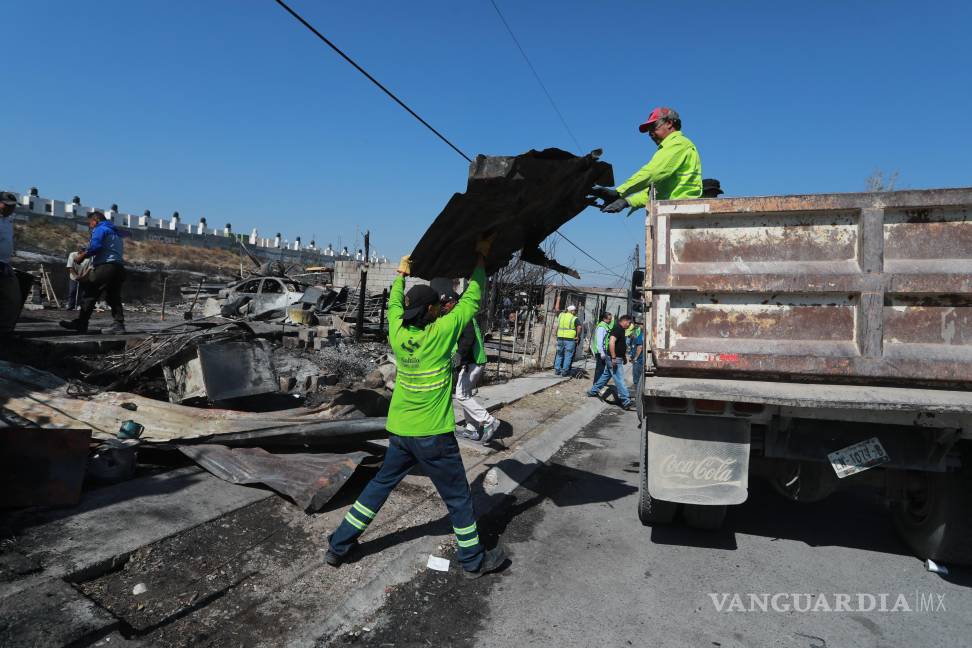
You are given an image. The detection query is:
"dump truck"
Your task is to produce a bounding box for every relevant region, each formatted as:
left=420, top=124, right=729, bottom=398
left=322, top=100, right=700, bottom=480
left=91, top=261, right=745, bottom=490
left=636, top=187, right=972, bottom=565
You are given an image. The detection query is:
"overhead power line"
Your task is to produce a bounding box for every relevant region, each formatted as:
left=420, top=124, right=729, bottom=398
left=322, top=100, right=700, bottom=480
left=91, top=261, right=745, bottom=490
left=275, top=0, right=612, bottom=282
left=554, top=231, right=625, bottom=280
left=273, top=0, right=472, bottom=163
left=487, top=0, right=582, bottom=152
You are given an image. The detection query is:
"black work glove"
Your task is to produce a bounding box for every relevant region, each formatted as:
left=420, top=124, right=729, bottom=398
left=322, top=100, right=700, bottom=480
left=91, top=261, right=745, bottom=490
left=601, top=198, right=629, bottom=213
left=589, top=186, right=620, bottom=202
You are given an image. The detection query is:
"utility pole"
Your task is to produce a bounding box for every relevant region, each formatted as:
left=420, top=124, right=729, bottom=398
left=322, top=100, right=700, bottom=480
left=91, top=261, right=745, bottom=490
left=356, top=230, right=369, bottom=341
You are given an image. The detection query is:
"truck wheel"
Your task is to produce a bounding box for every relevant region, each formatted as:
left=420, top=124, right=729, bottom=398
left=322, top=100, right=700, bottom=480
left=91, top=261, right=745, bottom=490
left=683, top=504, right=727, bottom=530
left=638, top=485, right=678, bottom=525
left=638, top=420, right=677, bottom=525
left=892, top=458, right=972, bottom=565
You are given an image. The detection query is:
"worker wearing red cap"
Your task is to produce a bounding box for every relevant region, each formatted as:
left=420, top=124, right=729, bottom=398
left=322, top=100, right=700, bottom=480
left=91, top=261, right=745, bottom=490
left=591, top=107, right=702, bottom=212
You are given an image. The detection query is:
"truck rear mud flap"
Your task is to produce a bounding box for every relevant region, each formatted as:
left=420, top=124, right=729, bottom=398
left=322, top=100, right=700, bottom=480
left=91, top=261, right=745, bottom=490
left=647, top=413, right=750, bottom=505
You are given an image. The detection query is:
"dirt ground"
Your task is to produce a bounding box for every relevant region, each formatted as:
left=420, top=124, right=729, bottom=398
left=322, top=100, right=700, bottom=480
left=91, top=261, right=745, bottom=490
left=27, top=380, right=599, bottom=647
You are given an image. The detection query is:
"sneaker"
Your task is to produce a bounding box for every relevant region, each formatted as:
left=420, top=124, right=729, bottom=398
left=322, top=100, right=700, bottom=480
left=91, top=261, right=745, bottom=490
left=102, top=323, right=126, bottom=335
left=621, top=401, right=634, bottom=410
left=457, top=429, right=481, bottom=442
left=462, top=546, right=507, bottom=579
left=587, top=390, right=599, bottom=398
left=59, top=319, right=88, bottom=333
left=480, top=420, right=496, bottom=445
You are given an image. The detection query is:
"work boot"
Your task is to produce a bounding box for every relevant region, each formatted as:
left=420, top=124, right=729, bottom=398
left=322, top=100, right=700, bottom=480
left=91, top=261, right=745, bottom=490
left=462, top=546, right=508, bottom=579
left=324, top=541, right=358, bottom=567
left=102, top=323, right=126, bottom=335
left=59, top=319, right=88, bottom=333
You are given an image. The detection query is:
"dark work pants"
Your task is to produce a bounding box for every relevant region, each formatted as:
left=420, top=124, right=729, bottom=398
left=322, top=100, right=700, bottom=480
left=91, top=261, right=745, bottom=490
left=79, top=263, right=125, bottom=326
left=66, top=278, right=80, bottom=309
left=328, top=433, right=484, bottom=571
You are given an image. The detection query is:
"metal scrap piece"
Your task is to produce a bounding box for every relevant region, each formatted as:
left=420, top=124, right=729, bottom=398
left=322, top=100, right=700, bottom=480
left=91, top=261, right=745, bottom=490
left=178, top=445, right=373, bottom=512
left=410, top=148, right=613, bottom=280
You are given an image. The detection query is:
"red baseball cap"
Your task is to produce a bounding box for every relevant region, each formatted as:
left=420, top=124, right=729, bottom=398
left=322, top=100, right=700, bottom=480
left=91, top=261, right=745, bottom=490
left=638, top=107, right=679, bottom=133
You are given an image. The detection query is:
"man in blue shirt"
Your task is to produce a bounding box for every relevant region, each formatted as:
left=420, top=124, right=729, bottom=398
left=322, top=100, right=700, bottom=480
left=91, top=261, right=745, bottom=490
left=60, top=211, right=127, bottom=334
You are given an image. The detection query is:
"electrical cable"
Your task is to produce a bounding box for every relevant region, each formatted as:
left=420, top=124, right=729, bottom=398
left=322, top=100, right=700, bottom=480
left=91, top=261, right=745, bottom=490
left=272, top=0, right=472, bottom=163
left=486, top=0, right=582, bottom=152
left=554, top=231, right=625, bottom=280
left=274, top=0, right=613, bottom=283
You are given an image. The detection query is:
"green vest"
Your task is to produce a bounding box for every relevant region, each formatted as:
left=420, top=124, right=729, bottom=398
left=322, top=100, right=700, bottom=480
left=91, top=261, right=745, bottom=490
left=557, top=312, right=578, bottom=339
left=591, top=320, right=611, bottom=355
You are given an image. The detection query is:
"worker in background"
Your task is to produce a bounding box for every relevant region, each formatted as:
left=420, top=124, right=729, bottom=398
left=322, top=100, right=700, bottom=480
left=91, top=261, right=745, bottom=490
left=60, top=210, right=127, bottom=334
left=326, top=233, right=507, bottom=579
left=553, top=303, right=581, bottom=376
left=0, top=192, right=22, bottom=334
left=590, top=107, right=702, bottom=212
left=65, top=243, right=92, bottom=310
left=702, top=178, right=724, bottom=198
left=588, top=313, right=634, bottom=409
left=627, top=319, right=645, bottom=386
left=441, top=290, right=497, bottom=445
left=589, top=311, right=613, bottom=387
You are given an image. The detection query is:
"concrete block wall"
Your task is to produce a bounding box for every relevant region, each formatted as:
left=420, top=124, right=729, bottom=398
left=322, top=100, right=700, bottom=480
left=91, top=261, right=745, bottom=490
left=333, top=260, right=428, bottom=291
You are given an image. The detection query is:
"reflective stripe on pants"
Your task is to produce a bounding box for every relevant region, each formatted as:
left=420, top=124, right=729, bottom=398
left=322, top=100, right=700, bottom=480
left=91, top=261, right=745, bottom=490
left=328, top=433, right=484, bottom=571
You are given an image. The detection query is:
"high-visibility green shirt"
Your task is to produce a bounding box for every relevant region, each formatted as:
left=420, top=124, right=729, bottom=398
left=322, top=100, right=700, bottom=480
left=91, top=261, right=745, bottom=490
left=386, top=265, right=484, bottom=436
left=617, top=131, right=702, bottom=208
left=557, top=312, right=578, bottom=339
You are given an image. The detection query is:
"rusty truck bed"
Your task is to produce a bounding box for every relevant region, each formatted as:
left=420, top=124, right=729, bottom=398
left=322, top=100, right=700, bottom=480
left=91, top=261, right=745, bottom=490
left=646, top=187, right=972, bottom=386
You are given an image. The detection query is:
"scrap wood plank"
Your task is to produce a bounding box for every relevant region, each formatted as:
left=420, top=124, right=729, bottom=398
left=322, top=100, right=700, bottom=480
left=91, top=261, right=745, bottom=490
left=0, top=360, right=351, bottom=442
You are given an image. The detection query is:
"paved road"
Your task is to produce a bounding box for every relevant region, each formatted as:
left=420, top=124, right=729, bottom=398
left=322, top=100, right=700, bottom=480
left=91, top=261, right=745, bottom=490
left=354, top=406, right=972, bottom=648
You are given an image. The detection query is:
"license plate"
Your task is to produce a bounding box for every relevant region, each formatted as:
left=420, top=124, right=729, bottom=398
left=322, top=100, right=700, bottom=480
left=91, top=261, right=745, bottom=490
left=828, top=437, right=890, bottom=479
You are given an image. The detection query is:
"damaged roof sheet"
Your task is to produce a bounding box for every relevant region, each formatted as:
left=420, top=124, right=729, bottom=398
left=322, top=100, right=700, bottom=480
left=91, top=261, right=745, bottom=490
left=410, top=148, right=613, bottom=280
left=178, top=445, right=373, bottom=512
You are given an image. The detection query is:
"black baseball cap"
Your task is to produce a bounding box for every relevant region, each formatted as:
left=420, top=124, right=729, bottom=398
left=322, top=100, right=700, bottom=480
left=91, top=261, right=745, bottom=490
left=403, top=284, right=440, bottom=320
left=0, top=192, right=18, bottom=206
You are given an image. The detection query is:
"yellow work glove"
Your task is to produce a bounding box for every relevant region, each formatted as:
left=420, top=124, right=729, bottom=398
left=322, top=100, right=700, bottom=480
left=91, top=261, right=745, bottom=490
left=397, top=255, right=412, bottom=275
left=475, top=232, right=495, bottom=258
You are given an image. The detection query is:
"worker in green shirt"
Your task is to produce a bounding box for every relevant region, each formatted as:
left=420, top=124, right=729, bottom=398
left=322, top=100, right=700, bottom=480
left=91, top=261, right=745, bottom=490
left=591, top=106, right=702, bottom=212
left=326, top=233, right=507, bottom=579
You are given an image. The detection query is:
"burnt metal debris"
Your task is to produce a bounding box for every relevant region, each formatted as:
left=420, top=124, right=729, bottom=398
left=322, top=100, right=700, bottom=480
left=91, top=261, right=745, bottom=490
left=178, top=445, right=373, bottom=512
left=410, top=148, right=614, bottom=280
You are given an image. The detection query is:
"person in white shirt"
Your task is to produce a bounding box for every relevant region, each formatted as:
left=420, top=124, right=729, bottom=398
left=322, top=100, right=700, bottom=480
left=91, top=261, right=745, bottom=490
left=65, top=244, right=93, bottom=310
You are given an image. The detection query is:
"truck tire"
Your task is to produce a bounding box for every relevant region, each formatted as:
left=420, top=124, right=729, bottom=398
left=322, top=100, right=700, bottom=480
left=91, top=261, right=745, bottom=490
left=683, top=504, right=727, bottom=530
left=892, top=458, right=972, bottom=565
left=638, top=419, right=677, bottom=525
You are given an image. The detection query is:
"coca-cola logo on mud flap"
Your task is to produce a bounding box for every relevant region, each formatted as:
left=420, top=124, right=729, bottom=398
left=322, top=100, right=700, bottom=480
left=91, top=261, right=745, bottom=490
left=661, top=454, right=737, bottom=483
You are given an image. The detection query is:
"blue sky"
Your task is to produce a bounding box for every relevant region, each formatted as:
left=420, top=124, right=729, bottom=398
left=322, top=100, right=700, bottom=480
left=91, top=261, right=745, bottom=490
left=3, top=0, right=970, bottom=286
